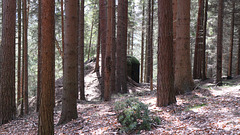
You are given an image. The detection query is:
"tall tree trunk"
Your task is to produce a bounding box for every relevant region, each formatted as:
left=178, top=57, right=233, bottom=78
left=202, top=0, right=208, bottom=80
left=172, top=0, right=177, bottom=71
left=140, top=1, right=145, bottom=83
left=111, top=0, right=116, bottom=93
left=38, top=0, right=55, bottom=134
left=58, top=0, right=79, bottom=125
left=237, top=28, right=240, bottom=75
left=144, top=32, right=148, bottom=82
left=150, top=0, right=154, bottom=91
left=79, top=0, right=85, bottom=100
left=193, top=0, right=204, bottom=79
left=146, top=0, right=151, bottom=83
left=100, top=0, right=107, bottom=97
left=216, top=0, right=224, bottom=85
left=36, top=0, right=41, bottom=112
left=0, top=0, right=16, bottom=125
left=95, top=21, right=100, bottom=72
left=21, top=0, right=25, bottom=116
left=227, top=1, right=235, bottom=79
left=157, top=0, right=176, bottom=107
left=104, top=0, right=113, bottom=101
left=127, top=32, right=130, bottom=55
left=116, top=0, right=128, bottom=93
left=61, top=0, right=64, bottom=55
left=174, top=0, right=194, bottom=94
left=23, top=0, right=29, bottom=115
left=87, top=21, right=94, bottom=60
left=17, top=0, right=22, bottom=107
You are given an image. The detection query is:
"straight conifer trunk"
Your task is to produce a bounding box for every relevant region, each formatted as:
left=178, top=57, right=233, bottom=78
left=216, top=0, right=224, bottom=85
left=58, top=0, right=78, bottom=125
left=227, top=1, right=235, bottom=79
left=23, top=0, right=29, bottom=115
left=100, top=0, right=107, bottom=97
left=95, top=21, right=100, bottom=72
left=79, top=0, right=85, bottom=100
left=193, top=0, right=204, bottom=79
left=172, top=0, right=177, bottom=70
left=38, top=0, right=55, bottom=134
left=17, top=0, right=22, bottom=107
left=116, top=0, right=128, bottom=93
left=104, top=0, right=113, bottom=101
left=140, top=1, right=145, bottom=83
left=237, top=28, right=240, bottom=75
left=87, top=21, right=94, bottom=60
left=202, top=0, right=208, bottom=80
left=146, top=0, right=151, bottom=83
left=174, top=0, right=194, bottom=94
left=0, top=0, right=16, bottom=125
left=36, top=0, right=41, bottom=112
left=157, top=0, right=176, bottom=107
left=111, top=0, right=116, bottom=93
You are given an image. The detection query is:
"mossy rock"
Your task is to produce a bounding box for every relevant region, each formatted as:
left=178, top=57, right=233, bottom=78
left=127, top=56, right=140, bottom=65
left=127, top=56, right=140, bottom=83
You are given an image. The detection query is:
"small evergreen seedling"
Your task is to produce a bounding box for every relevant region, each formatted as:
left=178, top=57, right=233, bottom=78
left=114, top=98, right=160, bottom=133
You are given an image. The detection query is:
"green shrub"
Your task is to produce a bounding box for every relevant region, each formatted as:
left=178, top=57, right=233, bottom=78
left=114, top=98, right=160, bottom=133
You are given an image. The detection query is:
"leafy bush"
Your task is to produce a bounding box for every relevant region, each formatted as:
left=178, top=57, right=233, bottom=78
left=114, top=98, right=160, bottom=133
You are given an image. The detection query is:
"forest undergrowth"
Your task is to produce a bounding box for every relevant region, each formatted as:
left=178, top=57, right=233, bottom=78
left=0, top=61, right=240, bottom=134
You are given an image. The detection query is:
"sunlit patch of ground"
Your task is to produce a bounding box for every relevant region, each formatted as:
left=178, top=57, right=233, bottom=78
left=1, top=62, right=240, bottom=134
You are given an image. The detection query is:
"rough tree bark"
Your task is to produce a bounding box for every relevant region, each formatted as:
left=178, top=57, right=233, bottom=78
left=193, top=0, right=204, bottom=79
left=87, top=21, right=94, bottom=60
left=174, top=0, right=194, bottom=94
left=146, top=0, right=151, bottom=83
left=227, top=1, right=235, bottom=79
left=140, top=1, right=145, bottom=83
left=95, top=21, right=100, bottom=72
left=17, top=0, right=22, bottom=107
left=157, top=0, right=176, bottom=107
left=150, top=0, right=154, bottom=91
left=202, top=0, right=208, bottom=80
left=36, top=0, right=41, bottom=112
left=237, top=28, right=240, bottom=75
left=38, top=0, right=55, bottom=134
left=0, top=0, right=16, bottom=125
left=58, top=0, right=79, bottom=125
left=104, top=0, right=113, bottom=101
left=79, top=0, right=85, bottom=100
left=116, top=0, right=128, bottom=93
left=216, top=0, right=224, bottom=85
left=23, top=0, right=29, bottom=115
left=100, top=0, right=107, bottom=97
left=172, top=0, right=177, bottom=70
left=111, top=0, right=116, bottom=93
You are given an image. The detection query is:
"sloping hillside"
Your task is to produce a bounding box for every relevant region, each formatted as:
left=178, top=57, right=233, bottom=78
left=0, top=60, right=240, bottom=134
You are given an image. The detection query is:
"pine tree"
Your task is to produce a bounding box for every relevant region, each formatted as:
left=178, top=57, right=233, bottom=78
left=0, top=0, right=16, bottom=125
left=58, top=0, right=79, bottom=125
left=116, top=0, right=128, bottom=93
left=216, top=0, right=224, bottom=85
left=79, top=0, right=85, bottom=100
left=157, top=0, right=176, bottom=107
left=38, top=0, right=55, bottom=134
left=227, top=1, right=235, bottom=79
left=174, top=0, right=194, bottom=94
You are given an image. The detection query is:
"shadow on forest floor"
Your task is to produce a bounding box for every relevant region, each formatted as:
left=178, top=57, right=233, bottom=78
left=1, top=60, right=240, bottom=134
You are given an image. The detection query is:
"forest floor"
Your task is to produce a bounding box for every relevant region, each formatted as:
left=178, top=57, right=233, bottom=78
left=1, top=60, right=240, bottom=134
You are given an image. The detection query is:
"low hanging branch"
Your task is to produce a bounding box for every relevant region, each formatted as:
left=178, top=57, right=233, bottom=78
left=55, top=38, right=64, bottom=59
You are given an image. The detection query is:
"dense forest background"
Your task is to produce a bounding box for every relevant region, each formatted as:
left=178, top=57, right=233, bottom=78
left=0, top=0, right=240, bottom=134
left=0, top=0, right=238, bottom=97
